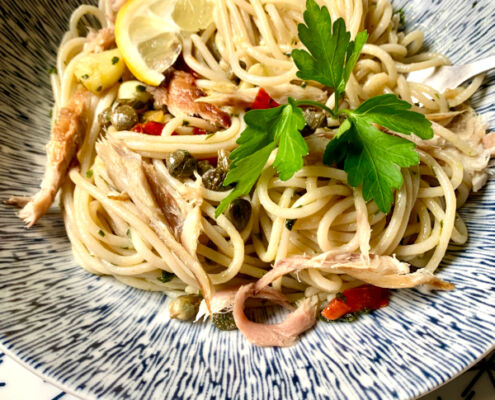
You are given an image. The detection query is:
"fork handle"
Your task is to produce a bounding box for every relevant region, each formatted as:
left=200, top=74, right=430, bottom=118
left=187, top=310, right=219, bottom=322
left=463, top=55, right=495, bottom=80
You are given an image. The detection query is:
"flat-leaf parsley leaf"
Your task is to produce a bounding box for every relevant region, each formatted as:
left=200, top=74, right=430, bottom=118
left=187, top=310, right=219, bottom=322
left=292, top=0, right=368, bottom=113
left=216, top=100, right=307, bottom=216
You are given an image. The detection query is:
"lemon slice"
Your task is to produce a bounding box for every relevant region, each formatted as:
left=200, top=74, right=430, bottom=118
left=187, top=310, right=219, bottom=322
left=115, top=0, right=214, bottom=86
left=173, top=0, right=215, bottom=32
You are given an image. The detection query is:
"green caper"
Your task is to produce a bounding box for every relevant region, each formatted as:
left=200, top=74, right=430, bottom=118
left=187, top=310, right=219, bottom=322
left=166, top=150, right=197, bottom=179
left=202, top=167, right=228, bottom=191
left=98, top=107, right=112, bottom=127
left=111, top=105, right=139, bottom=131
left=301, top=108, right=325, bottom=137
left=228, top=198, right=252, bottom=231
left=114, top=98, right=148, bottom=113
left=197, top=160, right=214, bottom=176
left=211, top=312, right=237, bottom=331
left=168, top=294, right=201, bottom=321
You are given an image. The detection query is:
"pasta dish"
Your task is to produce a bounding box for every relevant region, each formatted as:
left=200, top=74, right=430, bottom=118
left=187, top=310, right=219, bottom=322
left=7, top=0, right=495, bottom=346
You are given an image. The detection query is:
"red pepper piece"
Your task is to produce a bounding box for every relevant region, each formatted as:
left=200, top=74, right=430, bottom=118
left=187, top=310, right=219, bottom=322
left=142, top=121, right=165, bottom=136
left=193, top=127, right=207, bottom=135
left=251, top=88, right=280, bottom=110
left=131, top=123, right=144, bottom=133
left=131, top=121, right=177, bottom=136
left=321, top=285, right=389, bottom=321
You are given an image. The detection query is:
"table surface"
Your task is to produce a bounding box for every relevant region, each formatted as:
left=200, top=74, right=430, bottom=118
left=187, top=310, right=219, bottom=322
left=0, top=350, right=493, bottom=400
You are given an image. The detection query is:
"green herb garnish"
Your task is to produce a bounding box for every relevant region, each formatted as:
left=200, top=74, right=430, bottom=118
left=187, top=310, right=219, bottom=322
left=285, top=219, right=296, bottom=231
left=111, top=56, right=120, bottom=65
left=86, top=169, right=93, bottom=178
left=325, top=95, right=432, bottom=212
left=335, top=292, right=347, bottom=302
left=216, top=99, right=307, bottom=215
left=48, top=67, right=57, bottom=74
left=214, top=0, right=433, bottom=217
left=98, top=229, right=105, bottom=237
left=394, top=8, right=406, bottom=30
left=157, top=270, right=175, bottom=283
left=136, top=85, right=146, bottom=92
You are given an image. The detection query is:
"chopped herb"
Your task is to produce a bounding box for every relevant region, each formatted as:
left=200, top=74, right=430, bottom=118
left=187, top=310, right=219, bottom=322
left=394, top=8, right=406, bottom=30
left=472, top=1, right=478, bottom=7
left=111, top=56, right=120, bottom=65
left=48, top=66, right=57, bottom=74
left=434, top=93, right=440, bottom=99
left=98, top=229, right=105, bottom=237
left=182, top=120, right=190, bottom=126
left=81, top=74, right=89, bottom=80
left=126, top=229, right=131, bottom=238
left=335, top=292, right=347, bottom=302
left=440, top=220, right=444, bottom=228
left=136, top=84, right=146, bottom=92
left=285, top=219, right=296, bottom=231
left=96, top=85, right=102, bottom=92
left=205, top=132, right=215, bottom=140
left=157, top=270, right=175, bottom=283
left=49, top=109, right=53, bottom=119
left=86, top=169, right=93, bottom=178
left=301, top=82, right=307, bottom=89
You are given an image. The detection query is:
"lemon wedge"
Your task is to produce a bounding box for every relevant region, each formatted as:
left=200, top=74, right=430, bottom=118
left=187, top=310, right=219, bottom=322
left=115, top=0, right=215, bottom=86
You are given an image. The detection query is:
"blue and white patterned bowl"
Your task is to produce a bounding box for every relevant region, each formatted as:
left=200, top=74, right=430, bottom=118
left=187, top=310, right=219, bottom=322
left=0, top=1, right=494, bottom=399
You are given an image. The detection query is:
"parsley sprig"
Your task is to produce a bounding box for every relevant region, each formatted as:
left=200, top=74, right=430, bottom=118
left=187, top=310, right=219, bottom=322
left=215, top=0, right=433, bottom=217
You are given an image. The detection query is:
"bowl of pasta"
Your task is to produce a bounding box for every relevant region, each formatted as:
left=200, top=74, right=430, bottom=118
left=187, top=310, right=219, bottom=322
left=0, top=0, right=494, bottom=399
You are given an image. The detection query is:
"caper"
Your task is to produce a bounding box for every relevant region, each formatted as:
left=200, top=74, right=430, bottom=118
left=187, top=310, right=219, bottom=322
left=112, top=98, right=149, bottom=115
left=301, top=108, right=325, bottom=137
left=228, top=198, right=251, bottom=231
left=111, top=105, right=138, bottom=131
left=168, top=294, right=201, bottom=321
left=202, top=167, right=228, bottom=191
left=98, top=107, right=112, bottom=127
left=166, top=150, right=197, bottom=179
left=211, top=312, right=237, bottom=331
left=197, top=160, right=214, bottom=176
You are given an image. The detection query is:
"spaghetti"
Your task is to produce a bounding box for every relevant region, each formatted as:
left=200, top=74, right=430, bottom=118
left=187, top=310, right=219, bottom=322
left=11, top=0, right=495, bottom=345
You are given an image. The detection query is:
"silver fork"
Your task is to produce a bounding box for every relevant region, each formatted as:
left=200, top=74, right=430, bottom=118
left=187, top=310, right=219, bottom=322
left=406, top=55, right=495, bottom=92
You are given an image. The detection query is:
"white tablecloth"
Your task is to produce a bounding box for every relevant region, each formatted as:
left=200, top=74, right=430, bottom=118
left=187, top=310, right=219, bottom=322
left=0, top=350, right=493, bottom=399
